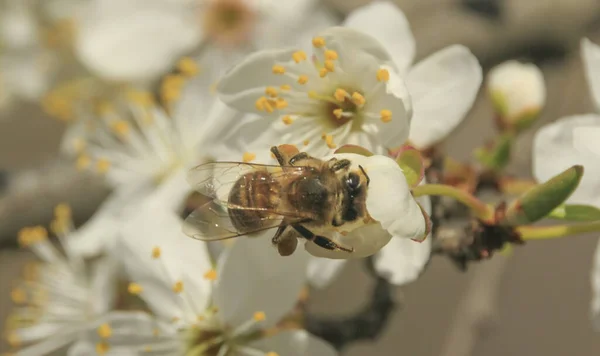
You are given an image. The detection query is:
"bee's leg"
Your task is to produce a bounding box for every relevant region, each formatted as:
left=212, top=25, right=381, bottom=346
left=288, top=152, right=310, bottom=166
left=292, top=224, right=354, bottom=253
left=271, top=224, right=287, bottom=245
left=270, top=146, right=286, bottom=166
left=330, top=159, right=351, bottom=172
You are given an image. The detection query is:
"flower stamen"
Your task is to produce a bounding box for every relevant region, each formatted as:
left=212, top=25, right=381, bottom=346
left=242, top=152, right=256, bottom=163
left=292, top=50, right=307, bottom=63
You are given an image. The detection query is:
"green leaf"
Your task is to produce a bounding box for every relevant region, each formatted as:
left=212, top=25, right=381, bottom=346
left=502, top=165, right=584, bottom=226
left=396, top=147, right=425, bottom=187
left=334, top=145, right=373, bottom=156
left=548, top=204, right=600, bottom=221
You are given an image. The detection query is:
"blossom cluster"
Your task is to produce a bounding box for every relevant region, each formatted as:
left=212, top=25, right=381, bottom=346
left=5, top=0, right=600, bottom=355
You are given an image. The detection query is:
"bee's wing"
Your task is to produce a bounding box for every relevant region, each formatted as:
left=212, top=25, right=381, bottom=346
left=182, top=199, right=305, bottom=241
left=184, top=162, right=316, bottom=241
left=186, top=161, right=311, bottom=203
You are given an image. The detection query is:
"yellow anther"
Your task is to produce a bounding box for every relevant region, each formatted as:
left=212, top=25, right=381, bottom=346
left=54, top=203, right=71, bottom=219
left=153, top=329, right=160, bottom=337
left=50, top=219, right=68, bottom=235
left=325, top=50, right=338, bottom=60
left=333, top=108, right=343, bottom=119
left=266, top=352, right=280, bottom=356
left=72, top=138, right=86, bottom=152
left=152, top=246, right=162, bottom=259
left=263, top=99, right=275, bottom=113
left=203, top=269, right=218, bottom=281
left=128, top=283, right=143, bottom=295
left=172, top=281, right=184, bottom=294
left=292, top=50, right=307, bottom=63
left=303, top=139, right=310, bottom=146
left=265, top=87, right=278, bottom=97
left=272, top=65, right=286, bottom=74
left=10, top=288, right=26, bottom=304
left=96, top=159, right=111, bottom=174
left=380, top=109, right=392, bottom=123
left=351, top=92, right=366, bottom=107
left=253, top=311, right=266, bottom=321
left=111, top=120, right=130, bottom=136
left=197, top=315, right=205, bottom=321
left=282, top=115, right=293, bottom=125
left=297, top=75, right=309, bottom=85
left=177, top=57, right=200, bottom=77
left=143, top=346, right=153, bottom=352
left=20, top=226, right=48, bottom=246
left=312, top=37, right=326, bottom=48
left=308, top=91, right=319, bottom=99
left=97, top=324, right=112, bottom=338
left=275, top=98, right=288, bottom=109
left=324, top=60, right=335, bottom=72
left=319, top=68, right=328, bottom=78
left=160, top=74, right=186, bottom=103
left=334, top=88, right=349, bottom=102
left=96, top=342, right=110, bottom=355
left=76, top=155, right=91, bottom=171
left=376, top=68, right=390, bottom=82
left=126, top=90, right=155, bottom=106
left=6, top=333, right=20, bottom=347
left=255, top=96, right=267, bottom=111
left=242, top=152, right=256, bottom=163
left=325, top=135, right=336, bottom=149
left=321, top=132, right=327, bottom=139
left=280, top=84, right=291, bottom=91
left=95, top=101, right=114, bottom=115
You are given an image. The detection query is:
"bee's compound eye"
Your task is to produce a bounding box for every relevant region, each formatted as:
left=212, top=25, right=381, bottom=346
left=346, top=173, right=360, bottom=190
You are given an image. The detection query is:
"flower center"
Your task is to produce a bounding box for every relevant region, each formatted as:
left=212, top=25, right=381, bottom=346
left=324, top=87, right=364, bottom=128
left=202, top=0, right=255, bottom=47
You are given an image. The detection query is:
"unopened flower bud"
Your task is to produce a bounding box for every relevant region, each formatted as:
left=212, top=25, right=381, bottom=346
left=488, top=60, right=545, bottom=132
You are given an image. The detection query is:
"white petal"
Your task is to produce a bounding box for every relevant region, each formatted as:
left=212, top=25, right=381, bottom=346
left=249, top=330, right=337, bottom=356
left=305, top=222, right=391, bottom=259
left=119, top=204, right=213, bottom=321
left=306, top=256, right=348, bottom=288
left=592, top=238, right=600, bottom=330
left=214, top=237, right=309, bottom=329
left=1, top=50, right=56, bottom=100
left=487, top=60, right=545, bottom=121
left=582, top=38, right=600, bottom=110
left=533, top=114, right=600, bottom=207
left=374, top=187, right=432, bottom=285
left=363, top=155, right=426, bottom=240
left=366, top=65, right=412, bottom=148
left=216, top=47, right=298, bottom=111
left=68, top=182, right=154, bottom=257
left=0, top=0, right=38, bottom=49
left=68, top=312, right=178, bottom=356
left=343, top=1, right=414, bottom=74
left=280, top=3, right=341, bottom=54
left=14, top=330, right=79, bottom=356
left=75, top=0, right=202, bottom=82
left=89, top=255, right=120, bottom=315
left=407, top=45, right=482, bottom=149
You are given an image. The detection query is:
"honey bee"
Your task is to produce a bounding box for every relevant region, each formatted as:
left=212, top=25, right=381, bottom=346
left=183, top=145, right=371, bottom=256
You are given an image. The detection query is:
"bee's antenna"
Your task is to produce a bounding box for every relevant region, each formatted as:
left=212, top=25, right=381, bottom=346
left=359, top=165, right=370, bottom=186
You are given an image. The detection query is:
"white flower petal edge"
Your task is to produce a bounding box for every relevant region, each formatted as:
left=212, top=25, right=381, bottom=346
left=214, top=237, right=309, bottom=329
left=407, top=45, right=482, bottom=149
left=533, top=114, right=600, bottom=207
left=250, top=330, right=337, bottom=356
left=582, top=38, right=600, bottom=110
left=592, top=239, right=600, bottom=330
left=75, top=0, right=201, bottom=82
left=342, top=1, right=415, bottom=75
left=118, top=203, right=213, bottom=322
left=374, top=186, right=432, bottom=285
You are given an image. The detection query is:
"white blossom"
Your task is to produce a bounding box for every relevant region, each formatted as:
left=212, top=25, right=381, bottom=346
left=68, top=202, right=335, bottom=356
left=4, top=205, right=118, bottom=355
left=215, top=1, right=481, bottom=161
left=488, top=60, right=546, bottom=127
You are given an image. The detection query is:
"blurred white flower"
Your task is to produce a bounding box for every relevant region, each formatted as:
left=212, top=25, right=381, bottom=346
left=0, top=0, right=63, bottom=110
left=4, top=205, right=118, bottom=355
left=216, top=1, right=481, bottom=160
left=488, top=60, right=546, bottom=130
left=58, top=64, right=239, bottom=256
left=534, top=37, right=600, bottom=331
left=68, top=203, right=335, bottom=355
left=75, top=0, right=337, bottom=83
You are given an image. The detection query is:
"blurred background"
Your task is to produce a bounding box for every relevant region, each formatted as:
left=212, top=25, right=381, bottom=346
left=2, top=0, right=600, bottom=354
